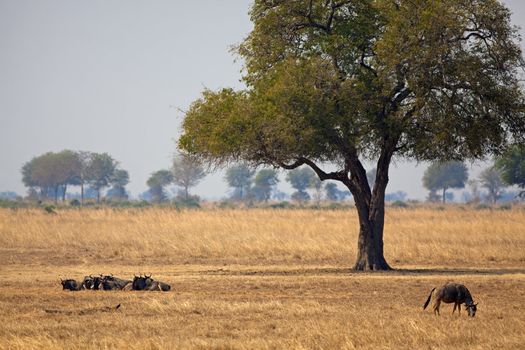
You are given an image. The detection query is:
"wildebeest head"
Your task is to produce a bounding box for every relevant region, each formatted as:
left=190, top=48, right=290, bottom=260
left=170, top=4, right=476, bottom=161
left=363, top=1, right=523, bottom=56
left=82, top=275, right=95, bottom=289
left=132, top=274, right=154, bottom=290
left=466, top=303, right=478, bottom=317
left=61, top=278, right=82, bottom=291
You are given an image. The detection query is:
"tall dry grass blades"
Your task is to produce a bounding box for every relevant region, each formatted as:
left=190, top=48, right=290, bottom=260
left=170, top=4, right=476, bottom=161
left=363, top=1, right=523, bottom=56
left=0, top=207, right=524, bottom=267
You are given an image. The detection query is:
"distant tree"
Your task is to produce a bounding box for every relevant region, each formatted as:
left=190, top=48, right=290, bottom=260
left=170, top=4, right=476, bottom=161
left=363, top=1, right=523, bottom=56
left=423, top=161, right=468, bottom=203
left=108, top=169, right=130, bottom=200
left=325, top=182, right=339, bottom=201
left=0, top=191, right=18, bottom=200
left=147, top=170, right=173, bottom=203
left=286, top=167, right=316, bottom=202
left=225, top=164, right=254, bottom=200
left=385, top=191, right=407, bottom=202
left=479, top=167, right=505, bottom=204
left=54, top=150, right=83, bottom=202
left=172, top=153, right=206, bottom=200
left=252, top=169, right=279, bottom=201
left=76, top=151, right=93, bottom=206
left=21, top=151, right=80, bottom=203
left=495, top=145, right=525, bottom=198
left=21, top=159, right=38, bottom=197
left=310, top=176, right=323, bottom=204
left=85, top=153, right=117, bottom=203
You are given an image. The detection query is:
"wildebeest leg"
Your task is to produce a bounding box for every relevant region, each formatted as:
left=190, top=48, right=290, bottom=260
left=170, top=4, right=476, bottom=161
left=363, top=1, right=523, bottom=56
left=452, top=303, right=457, bottom=314
left=433, top=300, right=441, bottom=315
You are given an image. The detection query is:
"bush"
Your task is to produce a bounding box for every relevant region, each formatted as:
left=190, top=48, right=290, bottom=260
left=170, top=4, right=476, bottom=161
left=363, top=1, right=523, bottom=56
left=43, top=205, right=57, bottom=214
left=70, top=199, right=81, bottom=207
left=498, top=203, right=512, bottom=211
left=391, top=200, right=408, bottom=208
left=270, top=201, right=294, bottom=209
left=173, top=196, right=201, bottom=209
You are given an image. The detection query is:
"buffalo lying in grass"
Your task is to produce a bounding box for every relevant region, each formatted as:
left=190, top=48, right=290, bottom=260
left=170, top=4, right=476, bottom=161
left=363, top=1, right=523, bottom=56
left=101, top=275, right=132, bottom=291
left=132, top=275, right=170, bottom=291
left=64, top=274, right=169, bottom=292
left=82, top=275, right=132, bottom=291
left=61, top=279, right=83, bottom=291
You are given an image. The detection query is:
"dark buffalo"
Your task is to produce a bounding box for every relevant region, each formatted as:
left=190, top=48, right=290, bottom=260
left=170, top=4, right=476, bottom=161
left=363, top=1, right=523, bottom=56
left=132, top=275, right=170, bottom=291
left=61, top=279, right=83, bottom=291
left=82, top=275, right=95, bottom=290
left=102, top=275, right=132, bottom=290
left=423, top=283, right=478, bottom=317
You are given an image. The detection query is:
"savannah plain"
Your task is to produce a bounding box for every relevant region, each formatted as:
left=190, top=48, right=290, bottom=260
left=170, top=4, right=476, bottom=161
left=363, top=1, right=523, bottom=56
left=1, top=206, right=524, bottom=349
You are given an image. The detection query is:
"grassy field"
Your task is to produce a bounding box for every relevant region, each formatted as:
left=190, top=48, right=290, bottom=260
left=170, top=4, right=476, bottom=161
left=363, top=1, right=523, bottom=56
left=0, top=207, right=524, bottom=349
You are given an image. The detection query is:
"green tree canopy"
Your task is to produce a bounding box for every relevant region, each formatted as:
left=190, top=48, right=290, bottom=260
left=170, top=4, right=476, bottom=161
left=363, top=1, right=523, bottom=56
left=172, top=153, right=206, bottom=200
left=147, top=170, right=174, bottom=203
left=252, top=169, right=279, bottom=201
left=286, top=167, right=316, bottom=202
left=495, top=145, right=525, bottom=198
left=179, top=0, right=525, bottom=270
left=108, top=169, right=130, bottom=200
left=85, top=153, right=117, bottom=203
left=225, top=164, right=255, bottom=200
left=479, top=166, right=505, bottom=204
left=21, top=150, right=82, bottom=203
left=422, top=161, right=468, bottom=203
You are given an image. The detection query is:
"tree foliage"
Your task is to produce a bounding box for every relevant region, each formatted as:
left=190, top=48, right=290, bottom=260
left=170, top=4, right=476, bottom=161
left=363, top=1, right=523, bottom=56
left=225, top=164, right=254, bottom=200
left=422, top=161, right=468, bottom=203
left=252, top=169, right=279, bottom=201
left=286, top=166, right=317, bottom=201
left=172, top=154, right=206, bottom=200
left=21, top=151, right=127, bottom=204
left=108, top=169, right=130, bottom=200
left=179, top=0, right=525, bottom=270
left=495, top=145, right=525, bottom=196
left=479, top=166, right=505, bottom=204
left=147, top=170, right=173, bottom=203
left=85, top=153, right=117, bottom=203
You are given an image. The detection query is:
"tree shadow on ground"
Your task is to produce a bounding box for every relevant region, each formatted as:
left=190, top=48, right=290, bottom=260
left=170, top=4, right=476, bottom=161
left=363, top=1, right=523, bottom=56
left=200, top=267, right=525, bottom=277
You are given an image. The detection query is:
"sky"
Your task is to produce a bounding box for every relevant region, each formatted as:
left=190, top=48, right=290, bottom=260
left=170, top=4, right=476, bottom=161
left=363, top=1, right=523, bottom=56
left=1, top=0, right=524, bottom=201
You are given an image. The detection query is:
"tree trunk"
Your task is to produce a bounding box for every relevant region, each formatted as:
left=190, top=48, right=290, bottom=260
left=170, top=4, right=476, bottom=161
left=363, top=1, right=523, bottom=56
left=352, top=191, right=392, bottom=271
left=96, top=188, right=100, bottom=203
left=349, top=150, right=393, bottom=271
left=442, top=187, right=447, bottom=203
left=81, top=183, right=84, bottom=206
left=62, top=184, right=67, bottom=202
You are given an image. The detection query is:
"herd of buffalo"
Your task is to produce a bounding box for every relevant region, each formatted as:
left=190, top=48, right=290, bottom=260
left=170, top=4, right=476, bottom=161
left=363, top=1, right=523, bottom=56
left=60, top=274, right=171, bottom=292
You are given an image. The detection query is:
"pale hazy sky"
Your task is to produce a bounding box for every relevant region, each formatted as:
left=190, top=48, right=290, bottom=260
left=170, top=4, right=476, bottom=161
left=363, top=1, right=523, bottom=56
left=1, top=0, right=524, bottom=200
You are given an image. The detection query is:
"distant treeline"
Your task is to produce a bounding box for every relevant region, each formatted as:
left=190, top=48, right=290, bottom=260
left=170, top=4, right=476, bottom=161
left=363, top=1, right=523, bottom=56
left=22, top=150, right=128, bottom=204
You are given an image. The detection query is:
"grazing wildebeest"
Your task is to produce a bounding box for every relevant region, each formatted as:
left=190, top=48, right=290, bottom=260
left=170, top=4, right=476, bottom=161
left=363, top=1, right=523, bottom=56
left=132, top=275, right=170, bottom=291
left=423, top=283, right=478, bottom=317
left=61, top=279, right=83, bottom=291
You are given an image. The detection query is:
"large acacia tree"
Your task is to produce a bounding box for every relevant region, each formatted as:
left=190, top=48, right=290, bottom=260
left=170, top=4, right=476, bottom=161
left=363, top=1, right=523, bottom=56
left=179, top=0, right=525, bottom=270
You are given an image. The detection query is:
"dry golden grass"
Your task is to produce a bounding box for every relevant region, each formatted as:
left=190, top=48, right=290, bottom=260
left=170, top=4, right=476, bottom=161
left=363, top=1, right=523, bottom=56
left=0, top=207, right=524, bottom=349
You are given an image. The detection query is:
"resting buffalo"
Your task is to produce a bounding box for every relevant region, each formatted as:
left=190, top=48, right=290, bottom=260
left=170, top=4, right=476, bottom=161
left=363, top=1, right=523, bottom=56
left=101, top=275, right=132, bottom=290
left=61, top=279, right=83, bottom=291
left=132, top=275, right=170, bottom=291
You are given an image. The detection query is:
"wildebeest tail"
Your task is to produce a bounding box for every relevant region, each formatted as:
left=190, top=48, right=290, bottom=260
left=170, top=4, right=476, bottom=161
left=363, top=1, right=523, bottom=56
left=423, top=288, right=436, bottom=309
